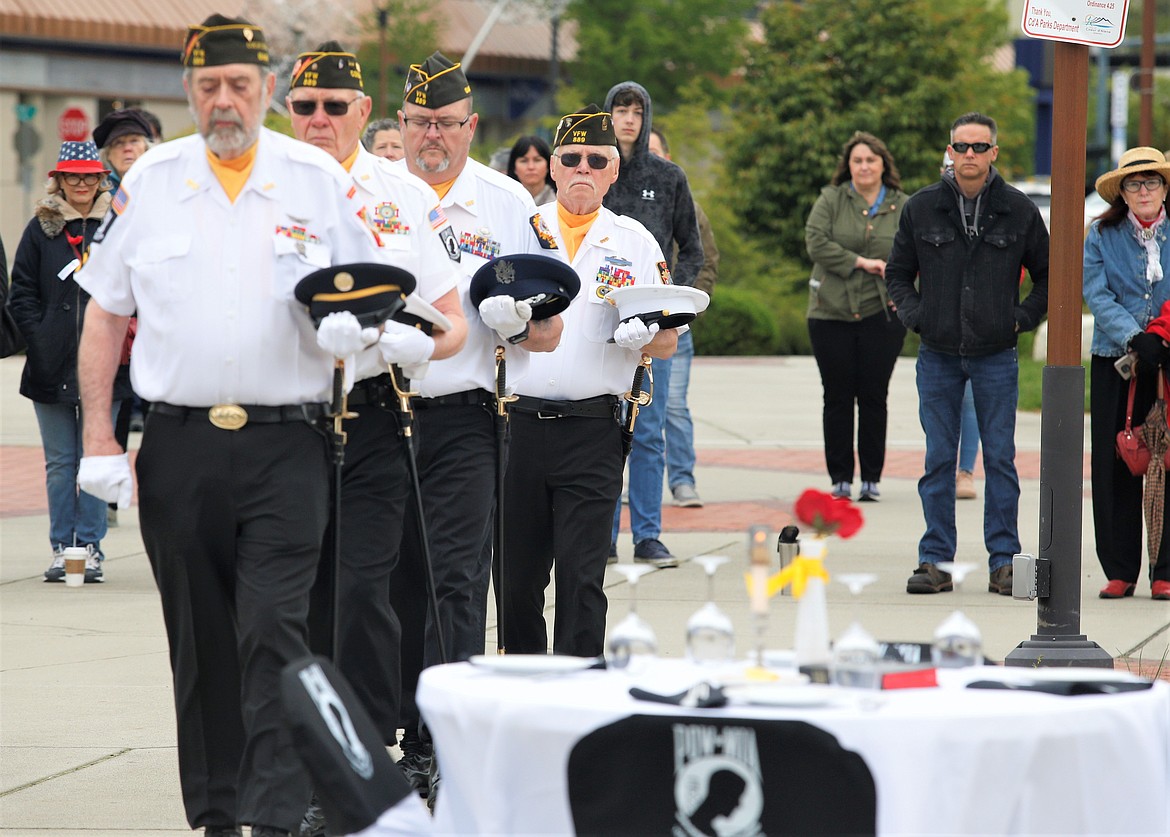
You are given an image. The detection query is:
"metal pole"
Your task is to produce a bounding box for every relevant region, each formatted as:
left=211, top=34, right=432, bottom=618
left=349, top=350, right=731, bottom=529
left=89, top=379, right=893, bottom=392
left=1137, top=0, right=1155, bottom=146
left=378, top=8, right=389, bottom=120
left=1006, top=42, right=1111, bottom=668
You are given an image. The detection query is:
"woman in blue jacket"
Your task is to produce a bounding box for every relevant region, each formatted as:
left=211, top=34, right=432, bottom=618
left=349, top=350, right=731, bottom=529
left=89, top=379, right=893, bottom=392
left=1083, top=147, right=1170, bottom=601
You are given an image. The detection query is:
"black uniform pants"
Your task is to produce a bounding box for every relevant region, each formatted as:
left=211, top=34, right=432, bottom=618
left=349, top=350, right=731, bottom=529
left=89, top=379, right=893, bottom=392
left=306, top=387, right=409, bottom=745
left=1089, top=356, right=1170, bottom=584
left=808, top=312, right=906, bottom=484
left=393, top=398, right=496, bottom=732
left=501, top=411, right=624, bottom=657
left=136, top=412, right=329, bottom=833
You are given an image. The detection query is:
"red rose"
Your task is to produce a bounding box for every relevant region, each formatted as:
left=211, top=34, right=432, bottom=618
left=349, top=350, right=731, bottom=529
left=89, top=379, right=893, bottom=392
left=794, top=488, right=864, bottom=539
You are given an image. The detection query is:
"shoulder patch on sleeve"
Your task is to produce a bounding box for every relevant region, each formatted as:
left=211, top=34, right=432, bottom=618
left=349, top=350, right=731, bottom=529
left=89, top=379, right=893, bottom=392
left=530, top=214, right=558, bottom=250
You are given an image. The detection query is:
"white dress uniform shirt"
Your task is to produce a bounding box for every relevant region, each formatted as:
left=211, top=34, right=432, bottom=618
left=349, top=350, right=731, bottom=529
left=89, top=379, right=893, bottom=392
left=348, top=147, right=459, bottom=382
left=395, top=157, right=540, bottom=397
left=522, top=202, right=674, bottom=402
left=77, top=129, right=384, bottom=407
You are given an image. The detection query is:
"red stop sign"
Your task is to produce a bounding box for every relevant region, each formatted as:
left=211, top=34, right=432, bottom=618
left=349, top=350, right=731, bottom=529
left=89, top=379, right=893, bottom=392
left=58, top=107, right=90, bottom=142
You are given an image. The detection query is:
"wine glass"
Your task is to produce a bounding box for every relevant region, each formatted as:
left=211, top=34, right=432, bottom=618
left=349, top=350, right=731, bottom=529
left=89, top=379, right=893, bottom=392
left=832, top=573, right=881, bottom=689
left=607, top=563, right=658, bottom=671
left=931, top=561, right=982, bottom=668
left=686, top=555, right=735, bottom=665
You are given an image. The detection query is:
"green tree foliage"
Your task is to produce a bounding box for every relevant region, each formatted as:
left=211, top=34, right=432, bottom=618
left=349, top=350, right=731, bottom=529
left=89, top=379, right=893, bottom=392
left=355, top=0, right=441, bottom=120
left=728, top=0, right=1037, bottom=263
left=564, top=0, right=755, bottom=109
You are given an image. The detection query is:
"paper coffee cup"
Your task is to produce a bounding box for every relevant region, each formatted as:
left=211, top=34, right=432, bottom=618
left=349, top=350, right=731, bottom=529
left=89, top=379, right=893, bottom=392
left=63, top=546, right=87, bottom=587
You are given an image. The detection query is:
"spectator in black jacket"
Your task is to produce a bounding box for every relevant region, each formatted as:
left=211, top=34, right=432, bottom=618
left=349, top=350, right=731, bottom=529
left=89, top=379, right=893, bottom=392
left=602, top=81, right=703, bottom=569
left=9, top=141, right=133, bottom=583
left=886, top=112, right=1048, bottom=597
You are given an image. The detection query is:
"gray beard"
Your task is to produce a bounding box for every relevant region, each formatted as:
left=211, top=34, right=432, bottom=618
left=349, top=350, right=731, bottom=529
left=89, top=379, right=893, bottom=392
left=413, top=153, right=450, bottom=174
left=205, top=123, right=258, bottom=159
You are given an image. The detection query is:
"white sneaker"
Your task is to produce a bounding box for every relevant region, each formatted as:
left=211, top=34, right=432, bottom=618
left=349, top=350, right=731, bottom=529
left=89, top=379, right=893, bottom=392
left=84, top=544, right=104, bottom=583
left=44, top=546, right=66, bottom=582
left=671, top=484, right=703, bottom=508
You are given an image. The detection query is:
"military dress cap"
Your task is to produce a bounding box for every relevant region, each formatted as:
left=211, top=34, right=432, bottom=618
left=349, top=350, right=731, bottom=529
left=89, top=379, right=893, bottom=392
left=1095, top=147, right=1170, bottom=203
left=553, top=104, right=616, bottom=149
left=183, top=14, right=269, bottom=68
left=403, top=51, right=471, bottom=109
left=606, top=284, right=710, bottom=331
left=295, top=264, right=416, bottom=327
left=291, top=41, right=363, bottom=91
left=93, top=109, right=154, bottom=149
left=49, top=140, right=109, bottom=176
left=469, top=254, right=581, bottom=321
left=394, top=293, right=453, bottom=336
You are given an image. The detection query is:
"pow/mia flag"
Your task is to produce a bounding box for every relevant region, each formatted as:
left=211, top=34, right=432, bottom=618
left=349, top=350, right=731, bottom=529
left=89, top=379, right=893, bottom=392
left=567, top=715, right=876, bottom=835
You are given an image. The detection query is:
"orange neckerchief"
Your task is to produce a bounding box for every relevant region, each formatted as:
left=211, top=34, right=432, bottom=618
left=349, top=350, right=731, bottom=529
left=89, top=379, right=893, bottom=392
left=556, top=203, right=599, bottom=262
left=431, top=177, right=457, bottom=200
left=339, top=145, right=361, bottom=173
left=205, top=142, right=258, bottom=204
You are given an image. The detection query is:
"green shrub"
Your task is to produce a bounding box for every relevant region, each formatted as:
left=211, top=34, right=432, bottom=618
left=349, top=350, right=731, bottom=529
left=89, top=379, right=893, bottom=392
left=693, top=285, right=781, bottom=355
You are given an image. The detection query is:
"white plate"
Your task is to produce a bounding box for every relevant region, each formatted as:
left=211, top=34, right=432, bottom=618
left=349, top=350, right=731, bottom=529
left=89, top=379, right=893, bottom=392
left=726, top=684, right=838, bottom=708
left=468, top=654, right=598, bottom=675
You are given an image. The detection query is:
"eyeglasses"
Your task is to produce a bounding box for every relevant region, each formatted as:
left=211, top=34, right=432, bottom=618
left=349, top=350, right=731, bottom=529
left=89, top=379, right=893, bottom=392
left=554, top=152, right=611, bottom=170
left=401, top=116, right=472, bottom=133
left=1122, top=177, right=1166, bottom=193
left=950, top=142, right=994, bottom=154
left=290, top=98, right=362, bottom=117
left=60, top=173, right=102, bottom=186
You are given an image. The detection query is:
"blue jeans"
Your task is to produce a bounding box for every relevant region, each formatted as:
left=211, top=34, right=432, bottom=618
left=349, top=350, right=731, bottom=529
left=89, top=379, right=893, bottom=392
left=665, top=330, right=696, bottom=489
left=613, top=354, right=673, bottom=545
left=34, top=401, right=119, bottom=550
left=916, top=347, right=1020, bottom=570
left=958, top=380, right=980, bottom=472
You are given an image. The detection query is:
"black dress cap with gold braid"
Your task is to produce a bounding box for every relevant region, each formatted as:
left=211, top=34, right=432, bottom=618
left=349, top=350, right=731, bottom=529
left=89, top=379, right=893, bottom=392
left=294, top=264, right=416, bottom=327
left=553, top=104, right=616, bottom=149
left=469, top=254, right=581, bottom=321
left=183, top=14, right=269, bottom=68
left=291, top=41, right=363, bottom=91
left=403, top=51, right=471, bottom=109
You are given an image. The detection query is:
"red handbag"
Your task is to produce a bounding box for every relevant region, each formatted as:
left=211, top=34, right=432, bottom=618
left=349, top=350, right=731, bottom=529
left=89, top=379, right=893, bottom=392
left=1115, top=369, right=1170, bottom=477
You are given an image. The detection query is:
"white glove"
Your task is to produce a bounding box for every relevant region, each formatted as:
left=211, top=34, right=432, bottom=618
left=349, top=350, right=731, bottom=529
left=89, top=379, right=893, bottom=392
left=613, top=317, right=660, bottom=351
left=478, top=296, right=532, bottom=339
left=316, top=311, right=378, bottom=358
left=378, top=320, right=435, bottom=367
left=78, top=453, right=133, bottom=509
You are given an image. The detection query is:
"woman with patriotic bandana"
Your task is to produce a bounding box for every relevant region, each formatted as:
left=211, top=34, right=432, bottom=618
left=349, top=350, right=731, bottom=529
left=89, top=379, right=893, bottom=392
left=9, top=140, right=132, bottom=584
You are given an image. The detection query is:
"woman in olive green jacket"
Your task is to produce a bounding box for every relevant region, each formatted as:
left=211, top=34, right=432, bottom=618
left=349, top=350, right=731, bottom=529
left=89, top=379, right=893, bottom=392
left=805, top=131, right=909, bottom=502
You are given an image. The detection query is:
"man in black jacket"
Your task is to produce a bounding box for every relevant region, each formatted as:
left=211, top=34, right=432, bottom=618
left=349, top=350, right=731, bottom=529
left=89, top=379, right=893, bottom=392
left=886, top=111, right=1048, bottom=597
left=602, top=81, right=703, bottom=569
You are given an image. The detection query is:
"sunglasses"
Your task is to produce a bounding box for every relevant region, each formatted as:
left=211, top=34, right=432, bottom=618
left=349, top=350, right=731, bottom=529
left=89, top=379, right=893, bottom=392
left=290, top=98, right=361, bottom=117
left=950, top=142, right=994, bottom=154
left=60, top=173, right=102, bottom=186
left=555, top=152, right=611, bottom=170
left=1122, top=177, right=1166, bottom=194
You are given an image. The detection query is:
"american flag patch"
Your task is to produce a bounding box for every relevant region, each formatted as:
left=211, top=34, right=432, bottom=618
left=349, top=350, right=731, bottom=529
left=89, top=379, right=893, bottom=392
left=111, top=185, right=130, bottom=215
left=428, top=205, right=448, bottom=230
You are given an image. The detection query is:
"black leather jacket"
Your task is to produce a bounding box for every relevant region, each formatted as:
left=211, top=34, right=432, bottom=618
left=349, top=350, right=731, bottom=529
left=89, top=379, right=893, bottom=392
left=886, top=170, right=1049, bottom=356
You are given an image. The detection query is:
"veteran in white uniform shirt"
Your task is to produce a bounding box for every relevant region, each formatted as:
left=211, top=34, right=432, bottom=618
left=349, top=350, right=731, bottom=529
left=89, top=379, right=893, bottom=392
left=74, top=16, right=394, bottom=837
left=501, top=105, right=678, bottom=659
left=285, top=42, right=464, bottom=775
left=389, top=51, right=562, bottom=794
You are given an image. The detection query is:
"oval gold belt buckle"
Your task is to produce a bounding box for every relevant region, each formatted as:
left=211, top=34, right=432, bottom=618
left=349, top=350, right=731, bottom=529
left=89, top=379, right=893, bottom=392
left=209, top=404, right=248, bottom=431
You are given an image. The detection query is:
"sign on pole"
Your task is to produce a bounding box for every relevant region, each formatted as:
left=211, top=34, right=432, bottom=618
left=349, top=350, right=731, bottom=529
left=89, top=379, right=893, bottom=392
left=1022, top=0, right=1130, bottom=47
left=57, top=107, right=89, bottom=142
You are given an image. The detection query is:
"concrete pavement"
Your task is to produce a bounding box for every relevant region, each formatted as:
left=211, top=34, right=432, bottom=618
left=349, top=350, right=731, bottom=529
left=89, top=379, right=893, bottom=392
left=2, top=353, right=1168, bottom=835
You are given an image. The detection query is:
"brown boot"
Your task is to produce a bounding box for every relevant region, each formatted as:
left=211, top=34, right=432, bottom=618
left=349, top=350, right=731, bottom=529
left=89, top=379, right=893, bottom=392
left=956, top=469, right=977, bottom=500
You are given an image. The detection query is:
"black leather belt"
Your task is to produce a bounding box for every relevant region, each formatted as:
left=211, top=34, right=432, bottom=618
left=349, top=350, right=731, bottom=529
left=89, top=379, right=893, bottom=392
left=511, top=394, right=620, bottom=420
left=150, top=401, right=327, bottom=430
left=414, top=388, right=493, bottom=409
left=347, top=374, right=394, bottom=407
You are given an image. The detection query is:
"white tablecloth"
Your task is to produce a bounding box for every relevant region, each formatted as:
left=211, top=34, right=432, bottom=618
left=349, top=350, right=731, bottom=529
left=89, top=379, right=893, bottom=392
left=418, top=659, right=1170, bottom=835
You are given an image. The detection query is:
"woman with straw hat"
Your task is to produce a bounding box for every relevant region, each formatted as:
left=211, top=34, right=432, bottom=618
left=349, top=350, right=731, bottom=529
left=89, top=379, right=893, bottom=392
left=1083, top=146, right=1170, bottom=600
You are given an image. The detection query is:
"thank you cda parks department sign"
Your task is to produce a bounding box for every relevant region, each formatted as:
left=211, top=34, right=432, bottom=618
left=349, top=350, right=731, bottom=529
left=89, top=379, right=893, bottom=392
left=1022, top=0, right=1130, bottom=48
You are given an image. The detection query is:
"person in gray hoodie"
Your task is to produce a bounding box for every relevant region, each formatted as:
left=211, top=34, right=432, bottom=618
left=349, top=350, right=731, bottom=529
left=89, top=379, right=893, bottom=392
left=602, top=81, right=703, bottom=568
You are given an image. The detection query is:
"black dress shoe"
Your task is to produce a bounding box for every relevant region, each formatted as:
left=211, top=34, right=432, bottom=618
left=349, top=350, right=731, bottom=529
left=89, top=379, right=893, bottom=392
left=204, top=828, right=242, bottom=837
left=250, top=827, right=291, bottom=837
